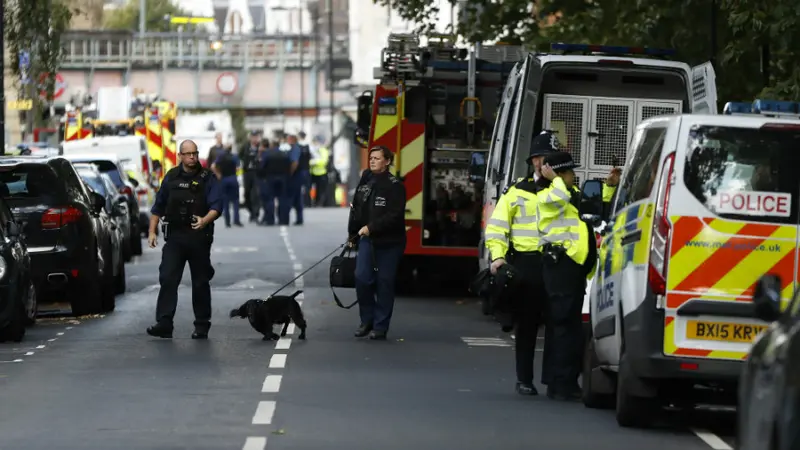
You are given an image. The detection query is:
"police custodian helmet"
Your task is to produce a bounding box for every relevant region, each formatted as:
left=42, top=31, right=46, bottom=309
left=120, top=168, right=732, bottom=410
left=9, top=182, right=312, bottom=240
left=544, top=151, right=580, bottom=172
left=527, top=130, right=561, bottom=162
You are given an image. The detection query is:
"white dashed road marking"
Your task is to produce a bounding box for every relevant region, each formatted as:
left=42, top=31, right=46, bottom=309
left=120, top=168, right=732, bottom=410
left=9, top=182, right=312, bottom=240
left=691, top=429, right=733, bottom=450
left=244, top=225, right=302, bottom=449
left=461, top=337, right=512, bottom=348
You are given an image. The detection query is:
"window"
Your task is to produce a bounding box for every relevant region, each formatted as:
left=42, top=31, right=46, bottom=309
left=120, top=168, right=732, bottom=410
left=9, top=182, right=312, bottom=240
left=683, top=125, right=800, bottom=224
left=75, top=160, right=124, bottom=187
left=57, top=160, right=90, bottom=205
left=77, top=171, right=107, bottom=197
left=613, top=126, right=667, bottom=213
left=0, top=165, right=60, bottom=200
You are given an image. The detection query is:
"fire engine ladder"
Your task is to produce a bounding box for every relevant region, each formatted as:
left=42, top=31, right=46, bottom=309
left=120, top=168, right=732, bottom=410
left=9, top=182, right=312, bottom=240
left=459, top=44, right=482, bottom=147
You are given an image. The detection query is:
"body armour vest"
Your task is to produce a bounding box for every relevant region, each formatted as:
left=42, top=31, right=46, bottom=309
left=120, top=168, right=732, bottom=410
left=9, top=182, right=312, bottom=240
left=297, top=144, right=311, bottom=172
left=262, top=148, right=291, bottom=176
left=164, top=167, right=210, bottom=226
left=217, top=152, right=237, bottom=177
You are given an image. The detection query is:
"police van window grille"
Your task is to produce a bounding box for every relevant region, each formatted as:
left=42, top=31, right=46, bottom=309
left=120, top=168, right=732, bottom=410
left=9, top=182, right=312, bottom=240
left=641, top=105, right=677, bottom=121
left=693, top=72, right=706, bottom=101
left=593, top=104, right=630, bottom=167
left=549, top=101, right=585, bottom=165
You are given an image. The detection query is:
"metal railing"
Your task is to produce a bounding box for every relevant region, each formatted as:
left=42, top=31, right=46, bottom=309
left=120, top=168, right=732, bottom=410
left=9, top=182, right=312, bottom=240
left=59, top=31, right=349, bottom=70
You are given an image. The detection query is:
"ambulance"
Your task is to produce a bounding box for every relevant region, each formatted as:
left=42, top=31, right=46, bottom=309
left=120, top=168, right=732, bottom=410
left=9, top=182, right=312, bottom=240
left=478, top=43, right=718, bottom=324
left=579, top=99, right=800, bottom=428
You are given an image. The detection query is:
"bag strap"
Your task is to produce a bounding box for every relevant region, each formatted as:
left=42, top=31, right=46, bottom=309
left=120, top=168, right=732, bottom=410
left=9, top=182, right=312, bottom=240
left=330, top=286, right=359, bottom=309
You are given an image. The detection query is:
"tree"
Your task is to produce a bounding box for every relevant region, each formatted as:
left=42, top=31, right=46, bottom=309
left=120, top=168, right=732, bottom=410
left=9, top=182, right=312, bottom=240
left=4, top=0, right=73, bottom=100
left=103, top=0, right=192, bottom=32
left=378, top=0, right=792, bottom=104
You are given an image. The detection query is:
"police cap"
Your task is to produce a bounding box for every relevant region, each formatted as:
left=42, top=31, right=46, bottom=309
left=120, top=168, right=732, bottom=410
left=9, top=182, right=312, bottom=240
left=528, top=130, right=560, bottom=161
left=544, top=151, right=580, bottom=172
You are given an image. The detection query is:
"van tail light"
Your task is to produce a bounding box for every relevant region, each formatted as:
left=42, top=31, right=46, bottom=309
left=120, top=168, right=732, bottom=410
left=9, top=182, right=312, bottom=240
left=760, top=123, right=800, bottom=131
left=582, top=313, right=590, bottom=323
left=41, top=206, right=83, bottom=229
left=120, top=186, right=133, bottom=196
left=648, top=151, right=676, bottom=300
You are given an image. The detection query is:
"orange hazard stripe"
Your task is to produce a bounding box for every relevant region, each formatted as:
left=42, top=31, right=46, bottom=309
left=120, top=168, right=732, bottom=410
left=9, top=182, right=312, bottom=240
left=673, top=223, right=779, bottom=293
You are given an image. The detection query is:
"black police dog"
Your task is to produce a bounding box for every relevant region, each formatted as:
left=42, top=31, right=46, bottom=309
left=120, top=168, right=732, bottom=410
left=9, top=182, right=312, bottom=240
left=229, top=290, right=307, bottom=341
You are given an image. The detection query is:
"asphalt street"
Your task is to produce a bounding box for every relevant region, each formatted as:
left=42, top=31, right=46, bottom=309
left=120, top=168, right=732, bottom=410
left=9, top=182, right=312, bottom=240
left=0, top=208, right=737, bottom=450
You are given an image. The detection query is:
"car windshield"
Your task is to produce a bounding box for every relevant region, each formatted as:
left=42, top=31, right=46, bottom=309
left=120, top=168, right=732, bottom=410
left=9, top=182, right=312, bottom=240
left=77, top=171, right=108, bottom=197
left=0, top=164, right=60, bottom=200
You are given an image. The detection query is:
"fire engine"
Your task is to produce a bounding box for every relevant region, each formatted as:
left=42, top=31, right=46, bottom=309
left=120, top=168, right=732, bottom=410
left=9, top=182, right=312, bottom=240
left=59, top=87, right=179, bottom=182
left=356, top=33, right=524, bottom=284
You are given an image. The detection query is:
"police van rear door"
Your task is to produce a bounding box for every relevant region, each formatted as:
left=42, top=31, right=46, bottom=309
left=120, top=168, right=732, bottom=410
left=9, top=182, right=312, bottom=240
left=664, top=113, right=800, bottom=361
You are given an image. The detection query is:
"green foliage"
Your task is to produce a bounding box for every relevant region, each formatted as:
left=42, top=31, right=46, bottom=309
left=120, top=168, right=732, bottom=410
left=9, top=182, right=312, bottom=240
left=103, top=0, right=191, bottom=32
left=229, top=108, right=248, bottom=150
left=4, top=0, right=73, bottom=100
left=378, top=0, right=800, bottom=103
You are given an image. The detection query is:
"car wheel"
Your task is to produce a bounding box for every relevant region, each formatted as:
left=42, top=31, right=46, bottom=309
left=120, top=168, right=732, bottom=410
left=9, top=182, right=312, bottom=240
left=1, top=300, right=27, bottom=343
left=131, top=229, right=143, bottom=256
left=71, top=245, right=103, bottom=316
left=123, top=236, right=133, bottom=262
left=24, top=281, right=38, bottom=326
left=115, top=255, right=127, bottom=295
left=615, top=350, right=658, bottom=428
left=582, top=335, right=615, bottom=409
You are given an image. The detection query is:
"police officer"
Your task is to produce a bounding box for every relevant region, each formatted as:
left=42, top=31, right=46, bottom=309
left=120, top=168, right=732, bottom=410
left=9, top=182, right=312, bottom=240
left=297, top=131, right=313, bottom=207
left=212, top=145, right=243, bottom=228
left=286, top=133, right=307, bottom=225
left=348, top=146, right=406, bottom=340
left=206, top=132, right=225, bottom=169
left=146, top=140, right=223, bottom=340
left=309, top=136, right=330, bottom=207
left=258, top=138, right=292, bottom=226
left=242, top=131, right=262, bottom=222
left=537, top=151, right=598, bottom=400
left=484, top=130, right=559, bottom=396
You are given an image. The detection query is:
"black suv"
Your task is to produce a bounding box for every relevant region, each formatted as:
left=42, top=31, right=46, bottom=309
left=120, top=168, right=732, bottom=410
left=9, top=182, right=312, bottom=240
left=0, top=156, right=117, bottom=315
left=0, top=193, right=36, bottom=342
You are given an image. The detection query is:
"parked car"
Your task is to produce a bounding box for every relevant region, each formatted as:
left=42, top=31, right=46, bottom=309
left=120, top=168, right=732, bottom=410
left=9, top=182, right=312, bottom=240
left=62, top=153, right=143, bottom=256
left=75, top=163, right=132, bottom=263
left=121, top=161, right=156, bottom=237
left=74, top=165, right=129, bottom=296
left=0, top=155, right=119, bottom=315
left=0, top=192, right=36, bottom=342
left=737, top=274, right=800, bottom=450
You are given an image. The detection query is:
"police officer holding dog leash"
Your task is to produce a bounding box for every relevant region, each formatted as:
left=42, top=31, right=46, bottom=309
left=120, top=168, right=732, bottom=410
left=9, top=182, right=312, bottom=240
left=146, top=139, right=223, bottom=340
left=485, top=131, right=559, bottom=396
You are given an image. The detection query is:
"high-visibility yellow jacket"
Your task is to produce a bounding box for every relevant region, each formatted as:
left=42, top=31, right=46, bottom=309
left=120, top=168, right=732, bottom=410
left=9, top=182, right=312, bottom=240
left=536, top=176, right=595, bottom=279
left=311, top=146, right=330, bottom=177
left=484, top=177, right=544, bottom=261
left=602, top=183, right=617, bottom=202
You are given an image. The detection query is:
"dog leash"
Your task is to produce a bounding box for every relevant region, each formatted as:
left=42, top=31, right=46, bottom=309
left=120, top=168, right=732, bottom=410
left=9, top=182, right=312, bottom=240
left=268, top=242, right=346, bottom=298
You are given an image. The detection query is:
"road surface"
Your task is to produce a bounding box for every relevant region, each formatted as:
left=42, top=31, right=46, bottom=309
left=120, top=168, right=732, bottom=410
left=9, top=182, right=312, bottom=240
left=0, top=208, right=737, bottom=450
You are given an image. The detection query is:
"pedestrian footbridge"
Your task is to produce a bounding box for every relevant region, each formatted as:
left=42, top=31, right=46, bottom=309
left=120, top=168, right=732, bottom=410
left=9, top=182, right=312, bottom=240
left=55, top=31, right=354, bottom=110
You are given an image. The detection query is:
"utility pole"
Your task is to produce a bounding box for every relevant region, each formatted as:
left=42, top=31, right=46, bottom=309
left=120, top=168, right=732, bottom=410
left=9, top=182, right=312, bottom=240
left=0, top=0, right=5, bottom=155
left=314, top=11, right=320, bottom=123
left=298, top=0, right=305, bottom=131
left=327, top=0, right=333, bottom=146
left=139, top=0, right=146, bottom=35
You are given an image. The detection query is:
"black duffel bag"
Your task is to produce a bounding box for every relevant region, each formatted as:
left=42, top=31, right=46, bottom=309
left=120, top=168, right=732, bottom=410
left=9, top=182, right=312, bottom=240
left=329, top=246, right=359, bottom=309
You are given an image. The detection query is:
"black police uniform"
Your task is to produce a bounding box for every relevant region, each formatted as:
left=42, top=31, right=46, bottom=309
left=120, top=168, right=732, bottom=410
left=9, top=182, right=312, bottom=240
left=348, top=169, right=407, bottom=339
left=297, top=142, right=312, bottom=206
left=242, top=134, right=262, bottom=221
left=259, top=145, right=293, bottom=225
left=147, top=165, right=220, bottom=339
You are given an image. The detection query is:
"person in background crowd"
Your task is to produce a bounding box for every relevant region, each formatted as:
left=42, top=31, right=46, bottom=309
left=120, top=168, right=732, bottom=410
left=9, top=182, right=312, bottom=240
left=258, top=138, right=292, bottom=226
left=212, top=145, right=243, bottom=228
left=206, top=132, right=225, bottom=169
left=286, top=134, right=305, bottom=225
left=347, top=146, right=407, bottom=340
left=297, top=131, right=313, bottom=207
left=241, top=131, right=262, bottom=223
left=309, top=135, right=330, bottom=207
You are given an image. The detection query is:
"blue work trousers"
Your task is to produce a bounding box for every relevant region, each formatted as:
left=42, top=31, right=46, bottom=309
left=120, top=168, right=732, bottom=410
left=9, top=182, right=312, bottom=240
left=259, top=176, right=290, bottom=225
left=220, top=176, right=240, bottom=226
left=355, top=236, right=405, bottom=332
left=290, top=171, right=310, bottom=224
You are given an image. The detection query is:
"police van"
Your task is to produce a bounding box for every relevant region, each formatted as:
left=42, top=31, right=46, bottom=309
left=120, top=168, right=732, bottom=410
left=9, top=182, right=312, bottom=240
left=477, top=43, right=718, bottom=311
left=579, top=99, right=800, bottom=427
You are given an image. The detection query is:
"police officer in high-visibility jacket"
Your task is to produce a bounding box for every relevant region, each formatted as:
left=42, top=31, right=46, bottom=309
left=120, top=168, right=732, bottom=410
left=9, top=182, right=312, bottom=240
left=536, top=151, right=598, bottom=401
left=310, top=139, right=330, bottom=207
left=484, top=130, right=560, bottom=396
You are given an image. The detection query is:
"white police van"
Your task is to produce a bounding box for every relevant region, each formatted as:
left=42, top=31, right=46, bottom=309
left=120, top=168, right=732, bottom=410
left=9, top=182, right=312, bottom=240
left=475, top=43, right=718, bottom=323
left=580, top=99, right=800, bottom=427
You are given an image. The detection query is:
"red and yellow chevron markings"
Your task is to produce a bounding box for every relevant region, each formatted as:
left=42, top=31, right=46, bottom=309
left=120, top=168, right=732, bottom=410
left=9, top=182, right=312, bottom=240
left=663, top=215, right=796, bottom=360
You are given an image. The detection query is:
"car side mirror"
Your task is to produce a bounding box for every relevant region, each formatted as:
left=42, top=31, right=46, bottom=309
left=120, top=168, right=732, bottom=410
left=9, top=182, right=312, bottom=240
left=112, top=202, right=127, bottom=217
left=753, top=274, right=783, bottom=322
left=127, top=176, right=140, bottom=188
left=90, top=192, right=105, bottom=214
left=580, top=180, right=604, bottom=217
